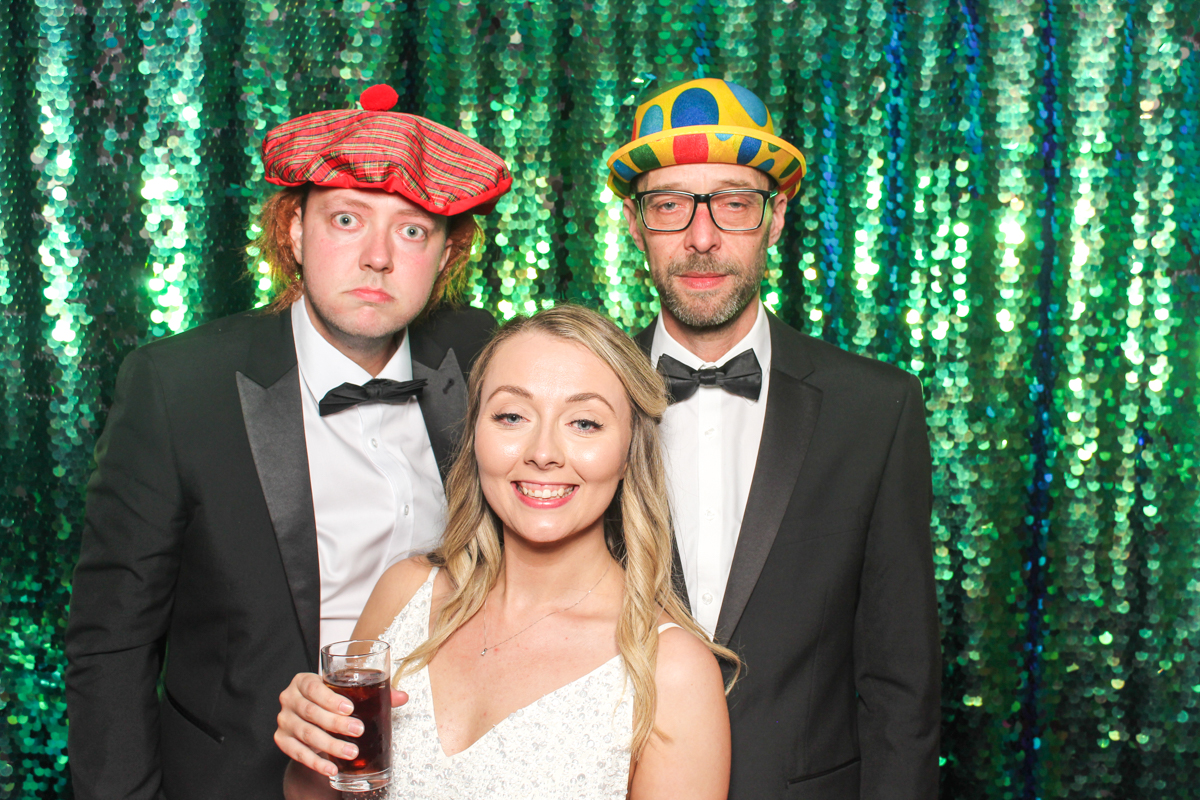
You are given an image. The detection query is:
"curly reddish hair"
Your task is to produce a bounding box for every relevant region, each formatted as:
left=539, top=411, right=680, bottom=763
left=252, top=185, right=482, bottom=318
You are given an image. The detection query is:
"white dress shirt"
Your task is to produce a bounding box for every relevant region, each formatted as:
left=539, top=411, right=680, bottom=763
left=650, top=303, right=772, bottom=636
left=291, top=299, right=447, bottom=648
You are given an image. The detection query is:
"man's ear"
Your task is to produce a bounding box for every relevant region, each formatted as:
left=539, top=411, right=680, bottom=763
left=766, top=192, right=789, bottom=248
left=622, top=199, right=645, bottom=252
left=289, top=205, right=305, bottom=266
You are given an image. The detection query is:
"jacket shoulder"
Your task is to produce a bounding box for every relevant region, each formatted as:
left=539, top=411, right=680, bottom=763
left=411, top=304, right=496, bottom=372
left=124, top=309, right=289, bottom=382
left=771, top=316, right=920, bottom=395
left=136, top=309, right=280, bottom=355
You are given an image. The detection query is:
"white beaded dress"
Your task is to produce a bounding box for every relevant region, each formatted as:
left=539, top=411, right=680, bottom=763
left=377, top=567, right=666, bottom=800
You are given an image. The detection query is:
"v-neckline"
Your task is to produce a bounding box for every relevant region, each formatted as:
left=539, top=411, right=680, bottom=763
left=419, top=568, right=623, bottom=760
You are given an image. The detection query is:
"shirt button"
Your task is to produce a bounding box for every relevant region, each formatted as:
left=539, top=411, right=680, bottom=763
left=369, top=438, right=378, bottom=449
left=704, top=427, right=716, bottom=437
left=702, top=592, right=714, bottom=605
left=703, top=509, right=715, bottom=521
left=403, top=504, right=410, bottom=516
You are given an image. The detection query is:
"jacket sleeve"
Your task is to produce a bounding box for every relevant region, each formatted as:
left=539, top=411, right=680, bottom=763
left=854, top=374, right=941, bottom=799
left=65, top=347, right=185, bottom=800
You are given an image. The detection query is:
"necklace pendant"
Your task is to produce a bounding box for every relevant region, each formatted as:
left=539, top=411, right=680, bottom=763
left=480, top=648, right=488, bottom=657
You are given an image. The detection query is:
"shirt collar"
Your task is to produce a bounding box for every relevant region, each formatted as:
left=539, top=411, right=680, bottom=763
left=291, top=296, right=412, bottom=402
left=650, top=301, right=772, bottom=372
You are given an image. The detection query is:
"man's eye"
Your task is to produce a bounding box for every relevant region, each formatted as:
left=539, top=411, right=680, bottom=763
left=335, top=214, right=355, bottom=226
left=402, top=225, right=426, bottom=239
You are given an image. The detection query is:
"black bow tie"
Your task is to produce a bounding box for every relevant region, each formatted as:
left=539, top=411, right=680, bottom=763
left=318, top=378, right=427, bottom=417
left=657, top=350, right=762, bottom=404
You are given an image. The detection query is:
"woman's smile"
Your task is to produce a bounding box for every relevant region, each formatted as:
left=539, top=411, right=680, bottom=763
left=514, top=481, right=578, bottom=504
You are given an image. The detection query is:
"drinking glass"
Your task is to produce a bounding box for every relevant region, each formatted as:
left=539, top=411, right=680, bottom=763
left=320, top=639, right=392, bottom=791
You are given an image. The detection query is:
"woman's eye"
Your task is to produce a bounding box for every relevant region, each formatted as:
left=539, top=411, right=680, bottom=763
left=572, top=418, right=602, bottom=432
left=492, top=412, right=523, bottom=425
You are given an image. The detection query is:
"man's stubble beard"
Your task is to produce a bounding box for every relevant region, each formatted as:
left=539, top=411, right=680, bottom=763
left=653, top=242, right=768, bottom=331
left=303, top=289, right=411, bottom=354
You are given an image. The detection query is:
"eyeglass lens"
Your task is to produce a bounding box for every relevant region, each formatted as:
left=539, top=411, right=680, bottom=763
left=641, top=191, right=767, bottom=232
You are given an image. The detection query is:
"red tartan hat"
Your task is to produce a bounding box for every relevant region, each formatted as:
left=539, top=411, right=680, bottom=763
left=262, top=85, right=512, bottom=216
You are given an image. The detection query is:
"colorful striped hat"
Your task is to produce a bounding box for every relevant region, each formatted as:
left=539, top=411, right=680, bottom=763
left=607, top=78, right=806, bottom=199
left=263, top=85, right=512, bottom=216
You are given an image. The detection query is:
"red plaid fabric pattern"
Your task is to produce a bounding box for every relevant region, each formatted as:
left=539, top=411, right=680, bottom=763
left=263, top=109, right=512, bottom=216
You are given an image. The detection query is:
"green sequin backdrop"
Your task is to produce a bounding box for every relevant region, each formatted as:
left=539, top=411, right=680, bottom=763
left=1, top=0, right=1198, bottom=797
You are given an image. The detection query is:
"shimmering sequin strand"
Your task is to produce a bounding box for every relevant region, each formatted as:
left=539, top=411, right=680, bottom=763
left=495, top=0, right=558, bottom=321
left=138, top=2, right=208, bottom=337
left=239, top=0, right=299, bottom=308
left=3, top=3, right=1200, bottom=798
left=781, top=2, right=831, bottom=334
left=1042, top=2, right=1200, bottom=796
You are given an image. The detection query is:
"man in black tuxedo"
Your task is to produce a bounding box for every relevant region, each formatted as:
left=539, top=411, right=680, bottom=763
left=607, top=79, right=940, bottom=798
left=65, top=86, right=511, bottom=799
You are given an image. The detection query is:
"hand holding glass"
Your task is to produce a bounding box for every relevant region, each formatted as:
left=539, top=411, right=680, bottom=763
left=320, top=639, right=392, bottom=791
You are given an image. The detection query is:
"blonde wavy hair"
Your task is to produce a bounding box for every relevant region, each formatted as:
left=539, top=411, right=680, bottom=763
left=251, top=185, right=481, bottom=317
left=394, top=303, right=739, bottom=759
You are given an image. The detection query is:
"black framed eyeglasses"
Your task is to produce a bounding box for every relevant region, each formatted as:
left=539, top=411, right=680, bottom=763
left=633, top=189, right=778, bottom=232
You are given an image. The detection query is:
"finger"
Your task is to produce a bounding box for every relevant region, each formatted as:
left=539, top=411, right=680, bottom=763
left=274, top=728, right=342, bottom=777
left=391, top=689, right=409, bottom=708
left=296, top=720, right=362, bottom=764
left=289, top=695, right=366, bottom=740
left=298, top=674, right=356, bottom=715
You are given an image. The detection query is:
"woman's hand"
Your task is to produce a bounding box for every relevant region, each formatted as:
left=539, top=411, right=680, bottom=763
left=274, top=671, right=408, bottom=776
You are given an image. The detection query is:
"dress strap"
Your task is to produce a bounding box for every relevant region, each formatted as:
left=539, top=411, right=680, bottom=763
left=656, top=622, right=682, bottom=634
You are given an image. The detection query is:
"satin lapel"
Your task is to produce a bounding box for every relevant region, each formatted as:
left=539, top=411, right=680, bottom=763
left=414, top=347, right=467, bottom=480
left=633, top=324, right=654, bottom=355
left=713, top=315, right=821, bottom=646
left=236, top=312, right=320, bottom=671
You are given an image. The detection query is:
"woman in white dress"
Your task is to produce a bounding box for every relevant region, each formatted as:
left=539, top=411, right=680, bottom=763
left=275, top=304, right=737, bottom=799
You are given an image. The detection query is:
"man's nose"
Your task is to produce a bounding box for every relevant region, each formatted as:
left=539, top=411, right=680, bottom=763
left=685, top=201, right=721, bottom=253
left=361, top=227, right=393, bottom=271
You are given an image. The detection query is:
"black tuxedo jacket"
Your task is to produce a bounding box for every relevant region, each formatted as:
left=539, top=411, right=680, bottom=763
left=638, top=314, right=940, bottom=800
left=65, top=305, right=494, bottom=800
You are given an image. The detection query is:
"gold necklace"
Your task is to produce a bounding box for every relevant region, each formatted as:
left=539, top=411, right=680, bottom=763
left=479, top=562, right=610, bottom=657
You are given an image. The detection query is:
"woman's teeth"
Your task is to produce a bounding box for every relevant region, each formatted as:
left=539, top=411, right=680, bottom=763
left=517, top=483, right=575, bottom=499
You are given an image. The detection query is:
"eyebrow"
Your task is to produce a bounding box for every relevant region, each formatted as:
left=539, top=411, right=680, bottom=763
left=314, top=196, right=375, bottom=212
left=315, top=195, right=437, bottom=221
left=486, top=386, right=616, bottom=413
left=642, top=178, right=765, bottom=192
left=566, top=392, right=616, bottom=413
left=487, top=385, right=533, bottom=402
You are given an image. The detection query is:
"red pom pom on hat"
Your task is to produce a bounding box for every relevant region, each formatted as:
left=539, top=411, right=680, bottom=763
left=360, top=84, right=398, bottom=111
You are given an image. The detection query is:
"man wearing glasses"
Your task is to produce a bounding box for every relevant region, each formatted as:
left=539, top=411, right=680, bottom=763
left=609, top=79, right=940, bottom=799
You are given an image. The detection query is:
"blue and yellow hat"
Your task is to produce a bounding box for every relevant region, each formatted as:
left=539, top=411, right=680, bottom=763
left=607, top=78, right=806, bottom=199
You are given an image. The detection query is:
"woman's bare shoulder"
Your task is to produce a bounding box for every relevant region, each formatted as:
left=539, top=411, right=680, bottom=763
left=629, top=614, right=730, bottom=800
left=352, top=556, right=436, bottom=640
left=654, top=615, right=723, bottom=694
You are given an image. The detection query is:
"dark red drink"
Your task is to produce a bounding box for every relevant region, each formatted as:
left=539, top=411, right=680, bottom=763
left=323, top=667, right=392, bottom=776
